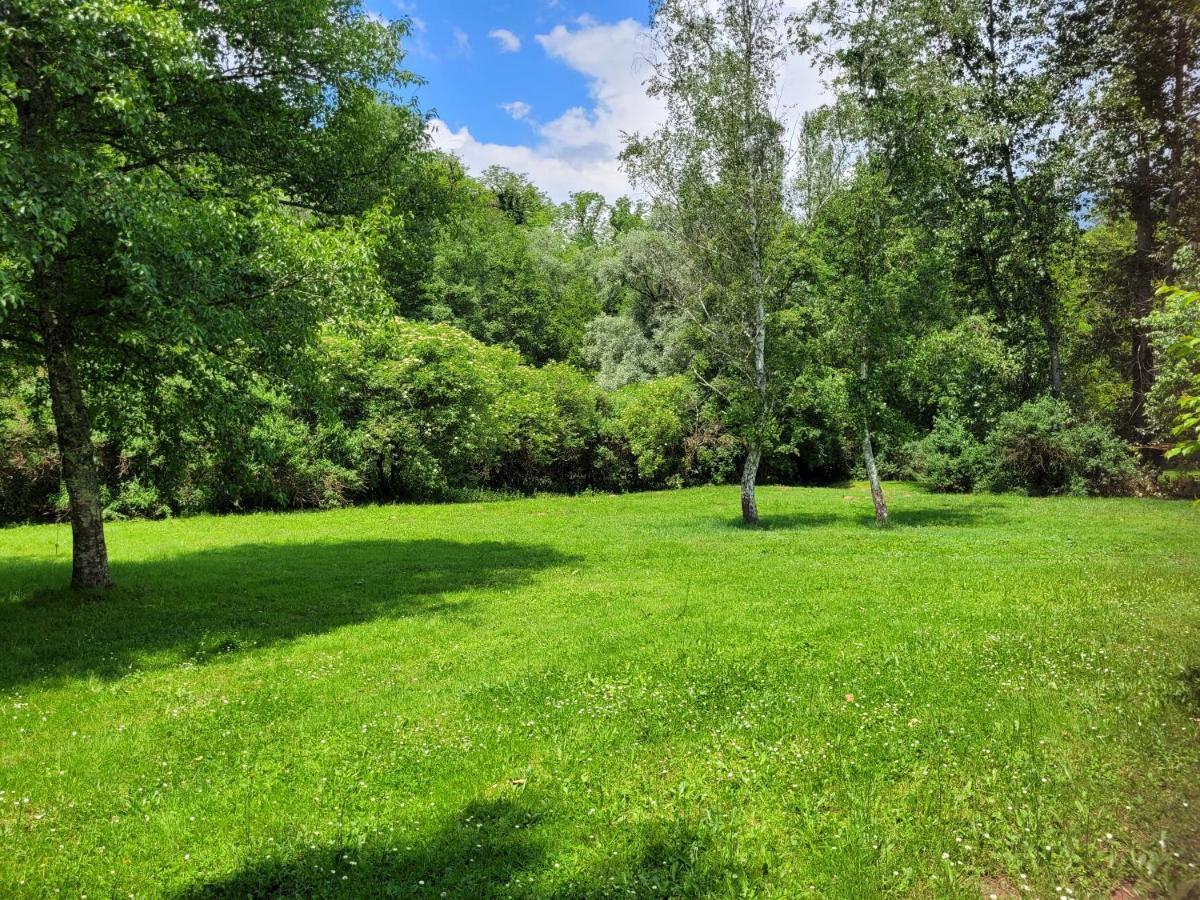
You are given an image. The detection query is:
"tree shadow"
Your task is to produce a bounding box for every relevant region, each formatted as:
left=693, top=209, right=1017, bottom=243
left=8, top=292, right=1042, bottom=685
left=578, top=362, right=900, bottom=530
left=714, top=502, right=1003, bottom=531
left=177, top=795, right=756, bottom=899
left=0, top=539, right=572, bottom=691
left=1179, top=666, right=1200, bottom=715
left=552, top=816, right=757, bottom=899
left=713, top=512, right=844, bottom=530
left=858, top=502, right=1005, bottom=528
left=177, top=797, right=549, bottom=899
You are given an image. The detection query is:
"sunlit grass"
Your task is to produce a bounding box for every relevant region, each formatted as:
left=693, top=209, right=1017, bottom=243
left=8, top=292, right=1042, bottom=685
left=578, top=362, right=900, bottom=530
left=1, top=485, right=1197, bottom=897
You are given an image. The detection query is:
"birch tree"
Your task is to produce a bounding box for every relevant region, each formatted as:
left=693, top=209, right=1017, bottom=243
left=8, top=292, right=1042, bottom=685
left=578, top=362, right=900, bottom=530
left=623, top=0, right=789, bottom=525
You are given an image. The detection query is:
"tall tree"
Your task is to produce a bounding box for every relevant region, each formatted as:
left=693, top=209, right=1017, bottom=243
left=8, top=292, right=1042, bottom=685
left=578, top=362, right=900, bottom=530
left=624, top=0, right=789, bottom=524
left=800, top=0, right=1080, bottom=397
left=0, top=0, right=422, bottom=589
left=1056, top=0, right=1199, bottom=434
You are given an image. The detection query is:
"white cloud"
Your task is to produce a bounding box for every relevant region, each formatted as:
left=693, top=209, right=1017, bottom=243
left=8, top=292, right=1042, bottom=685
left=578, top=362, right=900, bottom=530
left=452, top=27, right=471, bottom=55
left=488, top=28, right=522, bottom=53
left=431, top=121, right=634, bottom=201
left=430, top=12, right=830, bottom=201
left=500, top=100, right=534, bottom=121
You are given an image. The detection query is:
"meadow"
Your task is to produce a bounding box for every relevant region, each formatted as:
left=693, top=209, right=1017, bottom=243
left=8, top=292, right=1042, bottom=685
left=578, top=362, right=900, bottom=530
left=1, top=485, right=1198, bottom=898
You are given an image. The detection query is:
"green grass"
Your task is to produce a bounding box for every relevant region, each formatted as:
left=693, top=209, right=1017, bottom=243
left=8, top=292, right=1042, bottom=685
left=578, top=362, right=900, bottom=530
left=1, top=485, right=1198, bottom=898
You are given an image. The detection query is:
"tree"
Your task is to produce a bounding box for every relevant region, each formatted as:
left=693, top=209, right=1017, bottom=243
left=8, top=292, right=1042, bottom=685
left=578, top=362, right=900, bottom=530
left=480, top=166, right=553, bottom=227
left=417, top=175, right=603, bottom=365
left=0, top=0, right=422, bottom=589
left=1056, top=0, right=1199, bottom=434
left=624, top=0, right=790, bottom=524
left=558, top=191, right=612, bottom=247
left=800, top=0, right=1081, bottom=398
left=809, top=170, right=937, bottom=524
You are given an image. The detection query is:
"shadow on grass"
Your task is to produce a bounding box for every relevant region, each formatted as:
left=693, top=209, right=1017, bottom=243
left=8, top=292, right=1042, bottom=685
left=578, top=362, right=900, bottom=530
left=1180, top=666, right=1200, bottom=715
left=716, top=501, right=1003, bottom=531
left=0, top=539, right=572, bottom=690
left=177, top=797, right=547, bottom=900
left=177, top=795, right=752, bottom=899
left=869, top=503, right=1004, bottom=528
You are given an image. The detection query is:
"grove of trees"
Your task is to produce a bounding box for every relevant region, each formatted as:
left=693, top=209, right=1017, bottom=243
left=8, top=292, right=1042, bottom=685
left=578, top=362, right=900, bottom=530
left=1, top=0, right=1197, bottom=588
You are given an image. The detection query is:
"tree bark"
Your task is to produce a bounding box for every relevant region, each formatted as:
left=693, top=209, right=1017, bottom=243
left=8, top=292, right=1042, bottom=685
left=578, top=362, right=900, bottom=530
left=1129, top=149, right=1157, bottom=436
left=1043, top=314, right=1063, bottom=396
left=862, top=426, right=888, bottom=526
left=1165, top=16, right=1188, bottom=278
left=38, top=263, right=112, bottom=591
left=744, top=174, right=768, bottom=526
left=741, top=442, right=761, bottom=525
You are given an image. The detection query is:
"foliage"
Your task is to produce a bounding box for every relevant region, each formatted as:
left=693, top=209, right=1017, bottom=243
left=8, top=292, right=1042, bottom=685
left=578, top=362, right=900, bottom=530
left=416, top=177, right=602, bottom=365
left=491, top=362, right=611, bottom=493
left=908, top=397, right=1136, bottom=496
left=318, top=320, right=518, bottom=500
left=1152, top=287, right=1200, bottom=460
left=0, top=377, right=59, bottom=521
left=608, top=375, right=737, bottom=487
left=905, top=417, right=989, bottom=494
left=981, top=396, right=1136, bottom=496
left=581, top=313, right=686, bottom=391
left=901, top=316, right=1022, bottom=438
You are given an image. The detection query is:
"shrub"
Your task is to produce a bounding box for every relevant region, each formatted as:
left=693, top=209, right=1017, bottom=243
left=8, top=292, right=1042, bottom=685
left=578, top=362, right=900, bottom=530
left=319, top=319, right=624, bottom=499
left=235, top=403, right=358, bottom=510
left=319, top=320, right=516, bottom=500
left=607, top=376, right=737, bottom=487
left=909, top=397, right=1136, bottom=497
left=0, top=382, right=61, bottom=523
left=980, top=396, right=1136, bottom=496
left=906, top=416, right=986, bottom=493
left=611, top=376, right=694, bottom=483
left=492, top=362, right=607, bottom=492
left=103, top=479, right=172, bottom=521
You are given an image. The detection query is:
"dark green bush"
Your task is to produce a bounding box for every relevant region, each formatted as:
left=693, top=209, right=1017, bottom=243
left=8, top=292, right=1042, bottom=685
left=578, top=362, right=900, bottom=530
left=905, top=416, right=987, bottom=493
left=981, top=397, right=1135, bottom=496
left=909, top=397, right=1136, bottom=497
left=0, top=384, right=61, bottom=523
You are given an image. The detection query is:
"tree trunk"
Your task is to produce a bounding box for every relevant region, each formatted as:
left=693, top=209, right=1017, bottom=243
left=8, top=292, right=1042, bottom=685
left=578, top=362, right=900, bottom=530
left=741, top=443, right=761, bottom=525
left=744, top=232, right=768, bottom=527
left=862, top=426, right=888, bottom=525
left=38, top=266, right=112, bottom=591
left=1043, top=314, right=1063, bottom=396
left=1129, top=150, right=1157, bottom=436
left=1165, top=16, right=1188, bottom=278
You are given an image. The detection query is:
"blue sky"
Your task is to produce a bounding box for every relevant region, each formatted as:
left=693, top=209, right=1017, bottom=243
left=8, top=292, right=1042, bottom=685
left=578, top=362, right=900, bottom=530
left=367, top=0, right=826, bottom=200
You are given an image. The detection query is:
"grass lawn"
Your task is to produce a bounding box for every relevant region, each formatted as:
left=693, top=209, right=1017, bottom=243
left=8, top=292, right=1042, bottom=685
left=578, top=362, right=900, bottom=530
left=1, top=485, right=1198, bottom=898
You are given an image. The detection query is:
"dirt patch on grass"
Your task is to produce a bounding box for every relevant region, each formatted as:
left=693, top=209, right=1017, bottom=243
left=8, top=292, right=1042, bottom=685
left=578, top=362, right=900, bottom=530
left=980, top=875, right=1019, bottom=899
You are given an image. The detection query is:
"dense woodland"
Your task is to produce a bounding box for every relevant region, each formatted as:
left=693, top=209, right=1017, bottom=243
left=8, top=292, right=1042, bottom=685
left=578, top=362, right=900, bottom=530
left=1, top=0, right=1198, bottom=588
